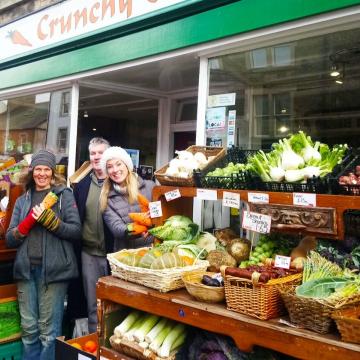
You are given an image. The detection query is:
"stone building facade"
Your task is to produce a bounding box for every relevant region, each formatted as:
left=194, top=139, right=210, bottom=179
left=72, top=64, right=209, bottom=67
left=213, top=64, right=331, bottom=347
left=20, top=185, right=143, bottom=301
left=0, top=0, right=61, bottom=25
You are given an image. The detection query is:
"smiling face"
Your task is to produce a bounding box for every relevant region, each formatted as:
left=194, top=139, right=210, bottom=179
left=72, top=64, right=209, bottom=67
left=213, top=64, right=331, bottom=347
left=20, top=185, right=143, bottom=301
left=106, top=158, right=129, bottom=186
left=33, top=165, right=53, bottom=191
left=89, top=143, right=108, bottom=177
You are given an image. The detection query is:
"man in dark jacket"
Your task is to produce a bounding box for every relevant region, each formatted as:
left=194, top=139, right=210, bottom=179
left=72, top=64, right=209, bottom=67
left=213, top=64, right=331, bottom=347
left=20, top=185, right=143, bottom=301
left=73, top=137, right=112, bottom=334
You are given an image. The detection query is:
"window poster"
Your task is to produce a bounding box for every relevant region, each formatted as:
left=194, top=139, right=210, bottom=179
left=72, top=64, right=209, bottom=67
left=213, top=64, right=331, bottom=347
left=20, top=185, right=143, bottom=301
left=206, top=107, right=226, bottom=130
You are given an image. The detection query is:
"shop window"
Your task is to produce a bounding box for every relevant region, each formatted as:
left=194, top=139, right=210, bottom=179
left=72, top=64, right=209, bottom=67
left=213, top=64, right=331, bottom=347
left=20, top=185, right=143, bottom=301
left=57, top=127, right=68, bottom=153
left=176, top=99, right=197, bottom=123
left=0, top=88, right=71, bottom=163
left=60, top=91, right=70, bottom=117
left=208, top=27, right=360, bottom=149
left=249, top=44, right=294, bottom=69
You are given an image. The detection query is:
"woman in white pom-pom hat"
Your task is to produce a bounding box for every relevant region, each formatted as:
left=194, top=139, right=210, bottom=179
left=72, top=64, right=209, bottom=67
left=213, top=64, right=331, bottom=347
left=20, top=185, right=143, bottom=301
left=99, top=146, right=155, bottom=250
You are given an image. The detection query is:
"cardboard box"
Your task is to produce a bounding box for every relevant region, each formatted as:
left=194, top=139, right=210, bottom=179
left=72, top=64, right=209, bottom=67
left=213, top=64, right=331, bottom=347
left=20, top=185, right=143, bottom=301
left=55, top=332, right=98, bottom=360
left=69, top=161, right=92, bottom=186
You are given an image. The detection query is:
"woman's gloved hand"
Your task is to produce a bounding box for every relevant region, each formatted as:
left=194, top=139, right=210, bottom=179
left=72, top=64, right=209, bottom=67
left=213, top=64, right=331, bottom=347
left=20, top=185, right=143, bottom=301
left=35, top=206, right=60, bottom=232
left=17, top=211, right=37, bottom=236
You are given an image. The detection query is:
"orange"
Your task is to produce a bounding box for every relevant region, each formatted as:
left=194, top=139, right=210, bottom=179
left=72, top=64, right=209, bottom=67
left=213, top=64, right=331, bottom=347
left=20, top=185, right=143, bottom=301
left=84, top=340, right=97, bottom=353
left=71, top=342, right=83, bottom=350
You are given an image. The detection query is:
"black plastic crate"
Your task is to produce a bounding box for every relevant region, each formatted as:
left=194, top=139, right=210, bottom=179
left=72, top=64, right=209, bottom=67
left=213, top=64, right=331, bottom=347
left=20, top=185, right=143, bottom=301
left=194, top=147, right=254, bottom=190
left=344, top=209, right=360, bottom=237
left=330, top=154, right=360, bottom=196
left=252, top=175, right=330, bottom=194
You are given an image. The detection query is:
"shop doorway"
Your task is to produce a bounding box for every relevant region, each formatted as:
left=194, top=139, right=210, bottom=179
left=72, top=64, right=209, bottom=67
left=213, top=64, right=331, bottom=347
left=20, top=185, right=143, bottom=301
left=75, top=54, right=200, bottom=173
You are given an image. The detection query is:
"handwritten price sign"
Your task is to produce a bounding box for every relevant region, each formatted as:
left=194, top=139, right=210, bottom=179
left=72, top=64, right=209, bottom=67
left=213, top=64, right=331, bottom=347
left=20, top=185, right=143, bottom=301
left=274, top=255, right=291, bottom=269
left=222, top=191, right=240, bottom=209
left=247, top=192, right=269, bottom=204
left=164, top=189, right=181, bottom=202
left=242, top=211, right=272, bottom=234
left=149, top=201, right=163, bottom=218
left=293, top=193, right=316, bottom=207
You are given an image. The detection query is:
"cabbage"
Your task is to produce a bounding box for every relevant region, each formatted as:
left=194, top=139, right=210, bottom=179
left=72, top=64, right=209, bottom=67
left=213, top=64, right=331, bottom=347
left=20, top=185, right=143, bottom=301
left=196, top=232, right=217, bottom=253
left=148, top=216, right=199, bottom=243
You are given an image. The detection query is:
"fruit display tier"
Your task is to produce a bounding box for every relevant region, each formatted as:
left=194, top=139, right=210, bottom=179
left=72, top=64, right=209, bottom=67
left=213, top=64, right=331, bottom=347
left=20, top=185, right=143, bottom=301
left=96, top=276, right=360, bottom=360
left=151, top=186, right=360, bottom=240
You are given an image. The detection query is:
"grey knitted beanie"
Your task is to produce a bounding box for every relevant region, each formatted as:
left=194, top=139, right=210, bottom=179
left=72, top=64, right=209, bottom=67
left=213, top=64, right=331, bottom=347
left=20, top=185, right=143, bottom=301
left=30, top=149, right=56, bottom=170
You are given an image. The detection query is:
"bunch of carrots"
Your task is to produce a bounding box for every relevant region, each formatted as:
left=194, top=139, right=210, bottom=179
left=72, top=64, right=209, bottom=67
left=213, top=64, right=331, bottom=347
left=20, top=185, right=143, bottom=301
left=127, top=194, right=152, bottom=236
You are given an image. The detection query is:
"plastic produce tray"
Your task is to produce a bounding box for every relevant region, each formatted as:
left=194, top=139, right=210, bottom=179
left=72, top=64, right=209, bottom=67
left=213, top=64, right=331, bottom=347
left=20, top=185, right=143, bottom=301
left=193, top=147, right=255, bottom=190
left=330, top=154, right=360, bottom=196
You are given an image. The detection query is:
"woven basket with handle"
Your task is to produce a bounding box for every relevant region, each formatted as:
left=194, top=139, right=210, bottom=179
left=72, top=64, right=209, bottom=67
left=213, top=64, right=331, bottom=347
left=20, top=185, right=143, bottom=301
left=332, top=305, right=360, bottom=344
left=224, top=273, right=302, bottom=320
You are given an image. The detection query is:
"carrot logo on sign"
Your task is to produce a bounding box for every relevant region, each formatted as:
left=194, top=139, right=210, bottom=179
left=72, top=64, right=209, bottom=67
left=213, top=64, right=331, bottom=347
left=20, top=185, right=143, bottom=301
left=7, top=30, right=32, bottom=47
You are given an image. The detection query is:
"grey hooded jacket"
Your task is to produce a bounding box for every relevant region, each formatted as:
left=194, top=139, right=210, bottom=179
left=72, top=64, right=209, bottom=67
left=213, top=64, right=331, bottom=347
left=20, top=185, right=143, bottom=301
left=103, top=177, right=155, bottom=251
left=6, top=185, right=81, bottom=284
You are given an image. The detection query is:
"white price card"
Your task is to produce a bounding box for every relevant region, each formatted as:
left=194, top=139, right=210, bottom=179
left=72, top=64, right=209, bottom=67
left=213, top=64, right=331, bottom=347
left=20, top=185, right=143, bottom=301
left=149, top=201, right=163, bottom=218
left=274, top=255, right=291, bottom=269
left=164, top=189, right=181, bottom=202
left=78, top=354, right=91, bottom=360
left=222, top=191, right=240, bottom=209
left=293, top=193, right=316, bottom=207
left=242, top=211, right=272, bottom=234
left=196, top=189, right=218, bottom=201
left=248, top=192, right=269, bottom=204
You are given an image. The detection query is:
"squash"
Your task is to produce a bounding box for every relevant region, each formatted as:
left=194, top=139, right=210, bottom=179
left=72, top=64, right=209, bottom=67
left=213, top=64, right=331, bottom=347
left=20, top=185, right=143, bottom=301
left=150, top=253, right=185, bottom=269
left=290, top=236, right=317, bottom=259
left=138, top=248, right=164, bottom=268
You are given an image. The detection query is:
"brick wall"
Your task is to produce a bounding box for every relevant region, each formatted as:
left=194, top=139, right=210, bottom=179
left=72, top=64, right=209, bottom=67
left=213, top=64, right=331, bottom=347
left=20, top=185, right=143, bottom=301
left=0, top=0, right=61, bottom=26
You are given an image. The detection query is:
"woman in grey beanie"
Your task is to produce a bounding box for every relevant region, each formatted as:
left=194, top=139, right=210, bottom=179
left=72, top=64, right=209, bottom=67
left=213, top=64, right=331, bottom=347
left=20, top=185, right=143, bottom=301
left=6, top=149, right=81, bottom=360
left=99, top=146, right=155, bottom=250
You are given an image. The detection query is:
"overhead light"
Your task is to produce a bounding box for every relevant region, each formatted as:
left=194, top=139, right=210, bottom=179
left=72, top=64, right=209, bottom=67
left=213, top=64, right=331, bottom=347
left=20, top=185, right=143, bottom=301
left=330, top=64, right=340, bottom=77
left=92, top=128, right=97, bottom=131
left=335, top=78, right=343, bottom=84
left=279, top=126, right=289, bottom=133
left=83, top=110, right=89, bottom=118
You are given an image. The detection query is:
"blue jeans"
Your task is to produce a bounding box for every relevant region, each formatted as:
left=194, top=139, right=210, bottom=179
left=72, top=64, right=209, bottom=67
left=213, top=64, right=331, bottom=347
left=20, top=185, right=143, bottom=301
left=17, top=265, right=68, bottom=360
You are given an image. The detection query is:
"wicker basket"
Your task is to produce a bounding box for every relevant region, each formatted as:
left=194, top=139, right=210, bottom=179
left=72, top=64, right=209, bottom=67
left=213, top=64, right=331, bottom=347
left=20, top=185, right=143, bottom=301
left=279, top=285, right=335, bottom=334
left=332, top=306, right=360, bottom=344
left=154, top=145, right=225, bottom=187
left=109, top=335, right=176, bottom=360
left=224, top=273, right=301, bottom=320
left=107, top=249, right=209, bottom=293
left=182, top=271, right=225, bottom=303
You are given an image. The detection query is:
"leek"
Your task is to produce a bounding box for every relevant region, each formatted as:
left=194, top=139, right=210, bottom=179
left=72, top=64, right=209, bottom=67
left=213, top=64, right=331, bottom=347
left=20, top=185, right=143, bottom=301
left=170, top=331, right=186, bottom=352
left=139, top=341, right=149, bottom=349
left=145, top=317, right=169, bottom=343
left=158, top=323, right=186, bottom=358
left=123, top=315, right=146, bottom=341
left=149, top=321, right=175, bottom=353
left=114, top=310, right=141, bottom=338
left=133, top=314, right=160, bottom=343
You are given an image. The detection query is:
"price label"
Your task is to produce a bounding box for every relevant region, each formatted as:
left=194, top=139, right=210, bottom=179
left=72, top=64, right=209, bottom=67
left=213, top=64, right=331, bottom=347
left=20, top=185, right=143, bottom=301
left=293, top=193, right=316, bottom=207
left=164, top=189, right=181, bottom=202
left=196, top=188, right=218, bottom=201
left=149, top=201, right=163, bottom=218
left=242, top=211, right=272, bottom=234
left=222, top=191, right=240, bottom=209
left=248, top=192, right=269, bottom=204
left=274, top=255, right=291, bottom=269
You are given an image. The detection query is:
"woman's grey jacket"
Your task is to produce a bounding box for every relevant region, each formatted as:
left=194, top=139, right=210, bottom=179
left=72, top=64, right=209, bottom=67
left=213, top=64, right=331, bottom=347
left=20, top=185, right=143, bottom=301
left=6, top=185, right=81, bottom=284
left=103, top=177, right=155, bottom=250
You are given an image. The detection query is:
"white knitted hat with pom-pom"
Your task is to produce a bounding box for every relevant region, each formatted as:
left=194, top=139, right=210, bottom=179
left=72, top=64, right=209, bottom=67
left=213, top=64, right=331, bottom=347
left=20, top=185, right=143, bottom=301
left=100, top=146, right=134, bottom=174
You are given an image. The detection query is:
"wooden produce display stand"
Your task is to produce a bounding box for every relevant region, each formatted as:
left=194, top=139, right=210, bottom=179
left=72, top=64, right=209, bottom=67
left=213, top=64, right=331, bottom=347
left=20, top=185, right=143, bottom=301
left=96, top=185, right=360, bottom=360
